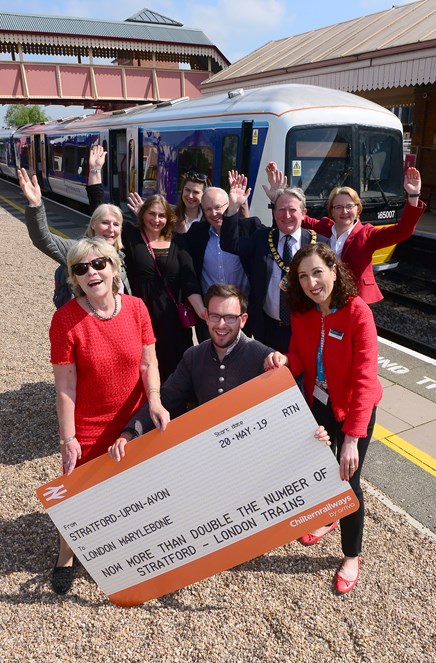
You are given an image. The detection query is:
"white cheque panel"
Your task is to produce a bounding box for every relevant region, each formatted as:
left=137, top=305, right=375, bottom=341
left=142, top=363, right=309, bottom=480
left=37, top=368, right=358, bottom=606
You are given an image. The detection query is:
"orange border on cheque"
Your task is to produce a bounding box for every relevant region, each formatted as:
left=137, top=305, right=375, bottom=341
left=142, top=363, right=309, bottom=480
left=109, top=489, right=356, bottom=606
left=36, top=367, right=358, bottom=607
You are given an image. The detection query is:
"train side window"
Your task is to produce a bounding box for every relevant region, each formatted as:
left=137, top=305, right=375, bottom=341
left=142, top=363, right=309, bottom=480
left=220, top=135, right=239, bottom=189
left=64, top=145, right=76, bottom=176
left=20, top=142, right=30, bottom=170
left=51, top=144, right=63, bottom=172
left=0, top=143, right=6, bottom=163
left=177, top=147, right=213, bottom=184
left=77, top=146, right=88, bottom=178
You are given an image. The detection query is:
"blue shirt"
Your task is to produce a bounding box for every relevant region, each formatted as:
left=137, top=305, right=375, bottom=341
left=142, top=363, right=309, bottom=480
left=201, top=226, right=250, bottom=295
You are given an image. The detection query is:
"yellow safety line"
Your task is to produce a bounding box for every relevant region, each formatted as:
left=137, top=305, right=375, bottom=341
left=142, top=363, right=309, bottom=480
left=0, top=194, right=70, bottom=239
left=373, top=423, right=436, bottom=476
left=0, top=194, right=23, bottom=213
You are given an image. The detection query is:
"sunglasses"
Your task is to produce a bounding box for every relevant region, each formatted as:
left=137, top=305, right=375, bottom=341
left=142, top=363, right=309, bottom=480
left=185, top=170, right=208, bottom=182
left=71, top=256, right=112, bottom=276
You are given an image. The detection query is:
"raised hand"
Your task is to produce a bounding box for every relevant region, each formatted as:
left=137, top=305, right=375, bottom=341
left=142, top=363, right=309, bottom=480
left=17, top=168, right=42, bottom=207
left=89, top=144, right=107, bottom=171
left=127, top=191, right=144, bottom=216
left=262, top=161, right=287, bottom=201
left=404, top=167, right=421, bottom=195
left=228, top=171, right=251, bottom=215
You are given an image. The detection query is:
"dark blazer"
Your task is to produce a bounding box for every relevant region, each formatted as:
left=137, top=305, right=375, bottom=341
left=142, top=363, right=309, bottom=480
left=220, top=212, right=327, bottom=342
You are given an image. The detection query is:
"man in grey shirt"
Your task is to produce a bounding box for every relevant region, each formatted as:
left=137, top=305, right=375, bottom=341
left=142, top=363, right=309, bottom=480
left=108, top=283, right=329, bottom=462
left=109, top=283, right=276, bottom=460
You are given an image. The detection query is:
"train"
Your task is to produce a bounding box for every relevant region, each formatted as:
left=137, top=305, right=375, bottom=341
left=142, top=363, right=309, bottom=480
left=0, top=83, right=406, bottom=266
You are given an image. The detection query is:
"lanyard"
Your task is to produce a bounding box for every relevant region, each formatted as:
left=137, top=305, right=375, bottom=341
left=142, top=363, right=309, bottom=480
left=316, top=309, right=337, bottom=383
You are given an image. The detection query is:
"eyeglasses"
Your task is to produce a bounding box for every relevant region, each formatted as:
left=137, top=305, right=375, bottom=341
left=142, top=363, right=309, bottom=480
left=207, top=312, right=243, bottom=324
left=332, top=203, right=357, bottom=212
left=71, top=256, right=112, bottom=276
left=186, top=170, right=208, bottom=182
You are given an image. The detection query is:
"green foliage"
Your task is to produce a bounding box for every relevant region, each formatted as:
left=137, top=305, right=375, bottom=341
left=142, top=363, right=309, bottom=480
left=4, top=105, right=50, bottom=127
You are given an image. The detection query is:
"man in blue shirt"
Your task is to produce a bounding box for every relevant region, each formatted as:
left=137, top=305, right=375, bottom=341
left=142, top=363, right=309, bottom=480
left=183, top=187, right=260, bottom=341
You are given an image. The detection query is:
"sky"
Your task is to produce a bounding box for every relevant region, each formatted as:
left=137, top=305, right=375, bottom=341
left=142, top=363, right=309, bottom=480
left=0, top=0, right=415, bottom=123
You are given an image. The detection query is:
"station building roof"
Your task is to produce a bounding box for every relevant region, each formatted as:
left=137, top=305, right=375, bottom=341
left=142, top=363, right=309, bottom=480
left=202, top=0, right=436, bottom=93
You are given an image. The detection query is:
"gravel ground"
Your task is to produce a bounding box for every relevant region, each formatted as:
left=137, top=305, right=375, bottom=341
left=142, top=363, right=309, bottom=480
left=1, top=207, right=435, bottom=663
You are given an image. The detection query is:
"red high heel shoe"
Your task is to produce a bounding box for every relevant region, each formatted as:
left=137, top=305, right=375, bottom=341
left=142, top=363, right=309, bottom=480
left=298, top=521, right=338, bottom=546
left=334, top=557, right=360, bottom=594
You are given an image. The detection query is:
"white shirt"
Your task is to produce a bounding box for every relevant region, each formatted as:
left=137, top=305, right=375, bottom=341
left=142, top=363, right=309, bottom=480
left=329, top=222, right=357, bottom=257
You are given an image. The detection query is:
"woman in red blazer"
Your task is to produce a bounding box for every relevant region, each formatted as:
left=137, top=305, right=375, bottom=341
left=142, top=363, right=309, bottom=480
left=266, top=243, right=382, bottom=593
left=265, top=164, right=425, bottom=303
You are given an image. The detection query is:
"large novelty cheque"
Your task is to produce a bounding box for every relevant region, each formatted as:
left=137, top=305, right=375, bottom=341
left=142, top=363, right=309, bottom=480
left=37, top=367, right=358, bottom=606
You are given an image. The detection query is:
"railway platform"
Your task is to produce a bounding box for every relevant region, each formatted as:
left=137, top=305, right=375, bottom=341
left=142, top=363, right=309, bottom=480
left=1, top=184, right=435, bottom=661
left=1, top=177, right=435, bottom=537
left=415, top=206, right=436, bottom=236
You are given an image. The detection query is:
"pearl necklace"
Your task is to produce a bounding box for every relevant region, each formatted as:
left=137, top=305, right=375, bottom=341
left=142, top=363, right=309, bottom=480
left=86, top=295, right=118, bottom=321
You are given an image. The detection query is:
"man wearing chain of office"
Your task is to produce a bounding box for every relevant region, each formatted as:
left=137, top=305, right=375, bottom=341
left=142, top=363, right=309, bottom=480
left=220, top=179, right=328, bottom=352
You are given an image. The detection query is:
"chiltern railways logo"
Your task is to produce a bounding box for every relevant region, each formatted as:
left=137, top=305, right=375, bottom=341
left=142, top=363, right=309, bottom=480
left=43, top=485, right=68, bottom=501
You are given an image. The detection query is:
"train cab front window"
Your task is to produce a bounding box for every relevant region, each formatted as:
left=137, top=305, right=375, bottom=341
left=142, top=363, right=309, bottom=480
left=287, top=127, right=352, bottom=202
left=359, top=129, right=403, bottom=200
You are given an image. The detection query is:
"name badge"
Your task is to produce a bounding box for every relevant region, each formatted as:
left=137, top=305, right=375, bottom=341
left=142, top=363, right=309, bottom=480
left=313, top=384, right=329, bottom=405
left=328, top=328, right=344, bottom=340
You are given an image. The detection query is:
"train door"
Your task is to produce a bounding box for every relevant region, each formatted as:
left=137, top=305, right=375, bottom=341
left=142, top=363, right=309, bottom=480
left=126, top=128, right=138, bottom=197
left=218, top=121, right=268, bottom=213
left=109, top=130, right=127, bottom=206
left=29, top=135, right=37, bottom=177
left=32, top=134, right=45, bottom=187
left=240, top=121, right=254, bottom=179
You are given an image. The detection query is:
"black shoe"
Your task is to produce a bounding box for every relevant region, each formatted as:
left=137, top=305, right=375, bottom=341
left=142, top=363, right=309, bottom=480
left=52, top=564, right=74, bottom=594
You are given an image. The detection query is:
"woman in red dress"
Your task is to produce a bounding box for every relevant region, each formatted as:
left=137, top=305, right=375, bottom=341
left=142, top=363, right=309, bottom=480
left=49, top=236, right=169, bottom=594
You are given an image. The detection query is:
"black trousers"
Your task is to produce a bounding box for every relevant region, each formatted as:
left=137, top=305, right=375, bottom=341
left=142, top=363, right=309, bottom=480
left=312, top=398, right=377, bottom=558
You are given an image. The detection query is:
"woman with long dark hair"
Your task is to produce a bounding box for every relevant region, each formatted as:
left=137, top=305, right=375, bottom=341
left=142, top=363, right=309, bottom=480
left=174, top=170, right=211, bottom=233
left=265, top=243, right=382, bottom=593
left=122, top=194, right=205, bottom=381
